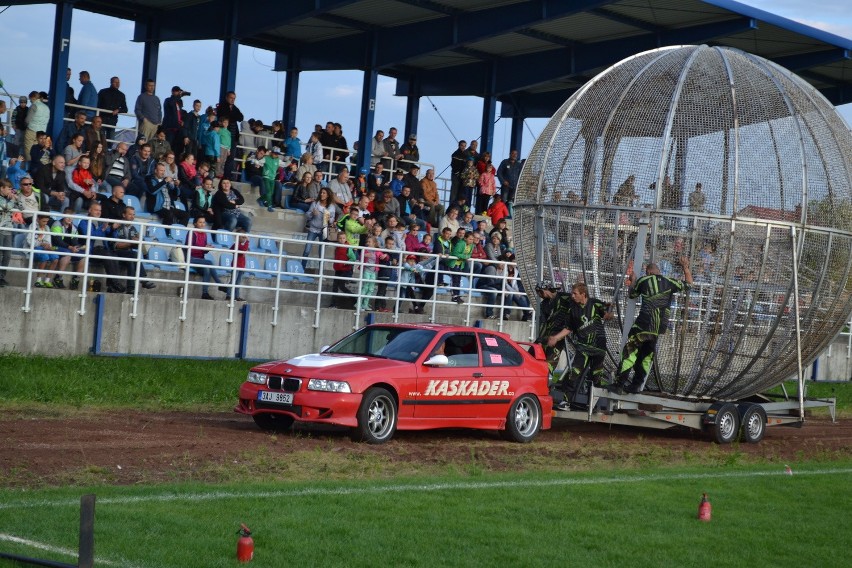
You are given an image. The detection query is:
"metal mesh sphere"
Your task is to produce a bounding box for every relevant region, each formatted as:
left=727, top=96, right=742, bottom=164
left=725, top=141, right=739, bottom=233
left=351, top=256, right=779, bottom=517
left=515, top=45, right=852, bottom=400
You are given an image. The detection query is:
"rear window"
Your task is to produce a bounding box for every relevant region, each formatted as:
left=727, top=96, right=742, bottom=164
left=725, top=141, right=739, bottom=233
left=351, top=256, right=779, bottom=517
left=479, top=334, right=523, bottom=367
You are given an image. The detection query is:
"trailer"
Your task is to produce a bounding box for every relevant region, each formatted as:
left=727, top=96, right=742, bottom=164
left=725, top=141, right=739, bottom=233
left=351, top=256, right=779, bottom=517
left=553, top=386, right=837, bottom=444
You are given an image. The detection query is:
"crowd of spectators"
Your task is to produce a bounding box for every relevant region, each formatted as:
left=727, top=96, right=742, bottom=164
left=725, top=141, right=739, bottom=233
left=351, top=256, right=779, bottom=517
left=0, top=70, right=528, bottom=315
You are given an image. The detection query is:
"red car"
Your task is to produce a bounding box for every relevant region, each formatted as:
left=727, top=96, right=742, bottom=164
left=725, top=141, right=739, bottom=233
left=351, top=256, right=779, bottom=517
left=235, top=323, right=552, bottom=443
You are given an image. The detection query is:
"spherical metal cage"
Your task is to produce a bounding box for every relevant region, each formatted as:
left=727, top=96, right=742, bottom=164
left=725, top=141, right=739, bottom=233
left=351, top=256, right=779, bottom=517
left=515, top=45, right=852, bottom=400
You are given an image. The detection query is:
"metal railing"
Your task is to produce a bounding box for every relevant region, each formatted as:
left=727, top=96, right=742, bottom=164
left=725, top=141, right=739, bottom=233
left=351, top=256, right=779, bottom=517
left=1, top=213, right=535, bottom=334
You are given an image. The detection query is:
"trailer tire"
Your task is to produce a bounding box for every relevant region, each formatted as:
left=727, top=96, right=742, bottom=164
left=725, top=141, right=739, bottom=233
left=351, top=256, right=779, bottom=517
left=712, top=403, right=740, bottom=444
left=737, top=404, right=767, bottom=444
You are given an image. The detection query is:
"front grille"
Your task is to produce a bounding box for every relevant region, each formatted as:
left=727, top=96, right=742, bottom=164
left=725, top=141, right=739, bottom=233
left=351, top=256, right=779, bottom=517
left=268, top=376, right=302, bottom=392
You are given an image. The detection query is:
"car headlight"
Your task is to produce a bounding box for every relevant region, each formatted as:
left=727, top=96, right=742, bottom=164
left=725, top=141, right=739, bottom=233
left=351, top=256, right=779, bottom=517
left=308, top=379, right=351, bottom=393
left=247, top=372, right=268, bottom=385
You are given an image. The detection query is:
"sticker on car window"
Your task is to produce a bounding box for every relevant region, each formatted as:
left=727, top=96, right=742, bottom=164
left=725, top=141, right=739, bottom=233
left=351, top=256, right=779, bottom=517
left=485, top=337, right=498, bottom=347
left=489, top=353, right=503, bottom=364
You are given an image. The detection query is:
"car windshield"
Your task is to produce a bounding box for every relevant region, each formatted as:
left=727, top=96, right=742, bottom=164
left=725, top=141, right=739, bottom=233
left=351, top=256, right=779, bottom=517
left=326, top=327, right=437, bottom=363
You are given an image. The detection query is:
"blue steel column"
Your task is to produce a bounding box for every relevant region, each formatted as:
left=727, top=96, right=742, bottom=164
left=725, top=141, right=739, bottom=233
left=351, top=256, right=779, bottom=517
left=281, top=54, right=300, bottom=129
left=47, top=1, right=74, bottom=142
left=403, top=76, right=420, bottom=139
left=480, top=95, right=497, bottom=154
left=356, top=33, right=379, bottom=173
left=138, top=16, right=160, bottom=90
left=510, top=116, right=524, bottom=156
left=219, top=0, right=239, bottom=100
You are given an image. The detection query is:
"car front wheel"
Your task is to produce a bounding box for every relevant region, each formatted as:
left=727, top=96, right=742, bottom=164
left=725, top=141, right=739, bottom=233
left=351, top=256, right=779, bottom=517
left=352, top=387, right=397, bottom=444
left=502, top=394, right=542, bottom=443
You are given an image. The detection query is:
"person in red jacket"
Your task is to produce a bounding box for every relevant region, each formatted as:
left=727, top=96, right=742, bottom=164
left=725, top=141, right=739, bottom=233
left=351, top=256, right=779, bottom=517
left=487, top=194, right=509, bottom=225
left=225, top=229, right=249, bottom=302
left=331, top=231, right=356, bottom=309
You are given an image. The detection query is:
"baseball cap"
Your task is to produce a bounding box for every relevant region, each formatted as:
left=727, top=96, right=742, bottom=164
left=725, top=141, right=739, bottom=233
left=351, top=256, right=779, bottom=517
left=19, top=96, right=27, bottom=103
left=172, top=85, right=183, bottom=92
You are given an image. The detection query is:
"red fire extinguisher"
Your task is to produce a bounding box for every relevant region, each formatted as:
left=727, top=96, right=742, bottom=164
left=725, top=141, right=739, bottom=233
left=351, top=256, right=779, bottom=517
left=237, top=523, right=254, bottom=562
left=698, top=493, right=712, bottom=522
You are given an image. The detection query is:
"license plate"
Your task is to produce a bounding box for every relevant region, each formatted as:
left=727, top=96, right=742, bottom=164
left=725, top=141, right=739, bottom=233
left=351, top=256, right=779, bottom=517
left=258, top=391, right=294, bottom=405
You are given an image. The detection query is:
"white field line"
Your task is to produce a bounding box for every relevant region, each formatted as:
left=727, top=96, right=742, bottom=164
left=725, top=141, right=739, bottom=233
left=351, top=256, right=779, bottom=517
left=0, top=532, right=140, bottom=568
left=0, top=467, right=850, bottom=512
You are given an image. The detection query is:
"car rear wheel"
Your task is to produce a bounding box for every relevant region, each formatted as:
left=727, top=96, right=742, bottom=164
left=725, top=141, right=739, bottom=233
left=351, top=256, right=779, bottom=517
left=252, top=413, right=295, bottom=432
left=502, top=394, right=542, bottom=443
left=352, top=387, right=397, bottom=444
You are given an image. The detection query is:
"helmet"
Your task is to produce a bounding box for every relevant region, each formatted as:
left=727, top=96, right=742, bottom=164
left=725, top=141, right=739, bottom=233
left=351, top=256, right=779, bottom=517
left=535, top=280, right=558, bottom=292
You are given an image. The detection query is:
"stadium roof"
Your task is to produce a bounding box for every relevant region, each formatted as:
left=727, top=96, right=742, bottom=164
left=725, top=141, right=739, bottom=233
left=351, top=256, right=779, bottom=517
left=20, top=0, right=852, bottom=117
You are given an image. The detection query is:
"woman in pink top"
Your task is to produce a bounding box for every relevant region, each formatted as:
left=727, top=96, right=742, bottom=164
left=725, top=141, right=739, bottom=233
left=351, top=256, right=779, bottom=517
left=186, top=216, right=224, bottom=300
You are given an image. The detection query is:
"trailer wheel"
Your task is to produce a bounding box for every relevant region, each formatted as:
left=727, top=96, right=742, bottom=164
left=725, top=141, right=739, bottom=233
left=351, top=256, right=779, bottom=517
left=737, top=404, right=767, bottom=444
left=713, top=403, right=740, bottom=444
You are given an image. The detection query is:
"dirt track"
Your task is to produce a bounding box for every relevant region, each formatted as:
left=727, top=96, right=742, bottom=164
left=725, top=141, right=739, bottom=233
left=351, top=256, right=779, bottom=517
left=2, top=410, right=849, bottom=488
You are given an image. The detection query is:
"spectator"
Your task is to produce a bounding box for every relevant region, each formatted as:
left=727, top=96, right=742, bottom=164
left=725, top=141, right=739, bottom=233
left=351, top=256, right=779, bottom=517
left=183, top=99, right=203, bottom=156
left=6, top=157, right=29, bottom=190
left=459, top=157, right=479, bottom=207
left=68, top=155, right=99, bottom=212
left=212, top=178, right=251, bottom=232
left=296, top=152, right=318, bottom=181
left=28, top=131, right=55, bottom=176
left=449, top=139, right=467, bottom=205
left=11, top=96, right=29, bottom=155
left=382, top=127, right=402, bottom=171
left=177, top=152, right=200, bottom=207
left=125, top=135, right=147, bottom=161
left=203, top=121, right=221, bottom=171
left=370, top=129, right=385, bottom=167
left=359, top=235, right=388, bottom=311
left=402, top=165, right=423, bottom=200
left=104, top=142, right=131, bottom=191
left=88, top=141, right=108, bottom=193
left=420, top=168, right=445, bottom=227
left=373, top=235, right=400, bottom=313
left=258, top=146, right=280, bottom=211
left=216, top=91, right=243, bottom=169
left=477, top=162, right=497, bottom=214
left=162, top=86, right=186, bottom=144
left=368, top=162, right=387, bottom=193
left=489, top=216, right=513, bottom=249
left=57, top=111, right=88, bottom=155
left=485, top=231, right=505, bottom=261
left=301, top=187, right=336, bottom=269
left=397, top=186, right=427, bottom=231
left=330, top=231, right=356, bottom=309
left=83, top=115, right=107, bottom=156
left=291, top=171, right=316, bottom=213
left=223, top=229, right=249, bottom=302
left=338, top=205, right=368, bottom=245
left=96, top=76, right=128, bottom=137
left=24, top=91, right=50, bottom=163
left=433, top=225, right=453, bottom=284
left=77, top=71, right=97, bottom=118
left=63, top=67, right=77, bottom=117
left=150, top=128, right=173, bottom=162
left=389, top=168, right=405, bottom=197
left=283, top=127, right=302, bottom=163
left=63, top=133, right=87, bottom=184
left=50, top=207, right=83, bottom=290
left=501, top=260, right=531, bottom=321
left=146, top=162, right=189, bottom=226
left=329, top=123, right=349, bottom=172
left=497, top=149, right=521, bottom=204
left=486, top=193, right=509, bottom=225
left=190, top=176, right=216, bottom=223
left=439, top=206, right=461, bottom=234
left=29, top=214, right=61, bottom=288
left=0, top=180, right=20, bottom=287
left=134, top=79, right=162, bottom=142
left=449, top=231, right=475, bottom=304
left=15, top=176, right=45, bottom=223
left=465, top=139, right=480, bottom=162
left=460, top=210, right=475, bottom=233
left=77, top=201, right=124, bottom=293
left=405, top=223, right=426, bottom=253
left=216, top=117, right=232, bottom=178
left=328, top=168, right=353, bottom=211
left=34, top=156, right=70, bottom=212
left=305, top=131, right=323, bottom=171
left=100, top=184, right=127, bottom=221
left=110, top=206, right=156, bottom=291
left=399, top=134, right=420, bottom=165
left=186, top=216, right=224, bottom=300
left=128, top=143, right=154, bottom=201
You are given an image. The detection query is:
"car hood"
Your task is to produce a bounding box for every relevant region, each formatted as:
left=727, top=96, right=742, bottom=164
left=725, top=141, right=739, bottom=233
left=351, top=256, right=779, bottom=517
left=255, top=353, right=413, bottom=377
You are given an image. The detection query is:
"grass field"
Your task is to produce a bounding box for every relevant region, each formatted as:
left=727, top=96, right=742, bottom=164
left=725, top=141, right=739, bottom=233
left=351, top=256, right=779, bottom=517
left=1, top=463, right=851, bottom=567
left=1, top=356, right=850, bottom=567
left=1, top=355, right=849, bottom=413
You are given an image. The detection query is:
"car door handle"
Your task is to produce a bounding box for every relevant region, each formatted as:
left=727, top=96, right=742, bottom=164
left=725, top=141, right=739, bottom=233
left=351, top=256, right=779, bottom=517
left=472, top=372, right=483, bottom=378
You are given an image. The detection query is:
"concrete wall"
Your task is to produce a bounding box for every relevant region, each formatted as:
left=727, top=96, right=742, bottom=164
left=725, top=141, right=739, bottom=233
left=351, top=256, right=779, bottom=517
left=0, top=287, right=534, bottom=361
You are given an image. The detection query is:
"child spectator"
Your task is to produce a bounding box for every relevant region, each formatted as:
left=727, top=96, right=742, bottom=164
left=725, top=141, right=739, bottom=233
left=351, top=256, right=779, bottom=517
left=50, top=207, right=83, bottom=289
left=389, top=169, right=405, bottom=197
left=360, top=235, right=388, bottom=311
left=374, top=236, right=399, bottom=312
left=330, top=231, right=356, bottom=309
left=487, top=194, right=509, bottom=225
left=217, top=117, right=232, bottom=178
left=204, top=121, right=221, bottom=172
left=28, top=214, right=60, bottom=288
left=449, top=230, right=475, bottom=304
left=226, top=229, right=249, bottom=302
left=400, top=254, right=428, bottom=314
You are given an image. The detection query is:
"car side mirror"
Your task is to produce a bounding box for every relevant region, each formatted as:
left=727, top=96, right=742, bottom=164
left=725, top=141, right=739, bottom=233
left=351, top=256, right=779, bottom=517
left=424, top=354, right=449, bottom=366
left=320, top=345, right=330, bottom=353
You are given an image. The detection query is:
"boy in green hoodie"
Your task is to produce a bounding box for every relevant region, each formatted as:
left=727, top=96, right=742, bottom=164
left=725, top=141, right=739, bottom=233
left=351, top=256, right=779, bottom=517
left=449, top=230, right=475, bottom=304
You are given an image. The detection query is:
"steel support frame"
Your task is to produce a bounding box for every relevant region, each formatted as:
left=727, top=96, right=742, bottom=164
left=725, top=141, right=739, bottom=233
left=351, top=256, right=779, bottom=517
left=48, top=0, right=74, bottom=142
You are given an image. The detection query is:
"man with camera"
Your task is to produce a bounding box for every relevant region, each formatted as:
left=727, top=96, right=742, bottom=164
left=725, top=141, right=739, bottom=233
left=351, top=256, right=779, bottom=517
left=163, top=86, right=189, bottom=146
